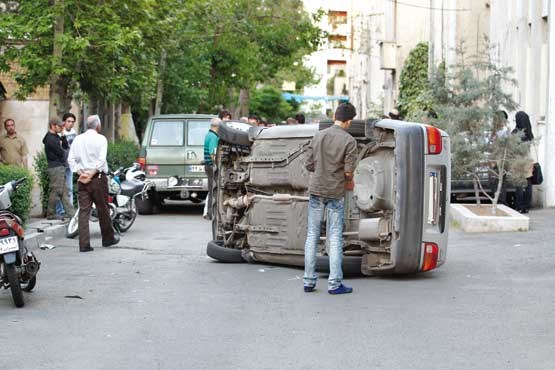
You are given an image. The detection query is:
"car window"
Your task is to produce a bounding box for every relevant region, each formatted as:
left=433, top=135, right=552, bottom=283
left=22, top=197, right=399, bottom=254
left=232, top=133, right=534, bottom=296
left=150, top=121, right=184, bottom=146
left=187, top=120, right=210, bottom=146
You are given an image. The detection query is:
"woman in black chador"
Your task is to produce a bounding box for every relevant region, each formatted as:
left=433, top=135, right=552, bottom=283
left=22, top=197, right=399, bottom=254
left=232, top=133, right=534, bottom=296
left=512, top=111, right=534, bottom=213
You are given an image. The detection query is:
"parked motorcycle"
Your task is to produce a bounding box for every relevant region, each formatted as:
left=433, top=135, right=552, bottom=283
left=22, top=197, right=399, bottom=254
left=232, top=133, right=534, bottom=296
left=0, top=178, right=41, bottom=308
left=66, top=164, right=152, bottom=238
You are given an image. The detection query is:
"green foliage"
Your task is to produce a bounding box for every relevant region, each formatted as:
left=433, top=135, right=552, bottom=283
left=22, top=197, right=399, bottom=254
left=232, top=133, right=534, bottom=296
left=107, top=141, right=140, bottom=170
left=33, top=151, right=49, bottom=216
left=249, top=86, right=295, bottom=123
left=0, top=165, right=33, bottom=224
left=427, top=42, right=526, bottom=206
left=398, top=43, right=431, bottom=119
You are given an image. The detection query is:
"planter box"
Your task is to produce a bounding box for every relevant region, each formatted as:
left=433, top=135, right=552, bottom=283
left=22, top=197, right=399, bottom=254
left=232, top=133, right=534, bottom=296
left=450, top=204, right=529, bottom=233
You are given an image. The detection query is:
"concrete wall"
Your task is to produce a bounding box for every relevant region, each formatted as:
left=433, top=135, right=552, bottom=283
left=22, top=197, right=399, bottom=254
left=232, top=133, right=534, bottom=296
left=0, top=99, right=49, bottom=215
left=489, top=0, right=552, bottom=206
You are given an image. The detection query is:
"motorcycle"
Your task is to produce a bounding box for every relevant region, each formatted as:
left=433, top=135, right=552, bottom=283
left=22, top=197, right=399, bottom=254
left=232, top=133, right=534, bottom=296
left=0, top=178, right=41, bottom=308
left=66, top=164, right=152, bottom=238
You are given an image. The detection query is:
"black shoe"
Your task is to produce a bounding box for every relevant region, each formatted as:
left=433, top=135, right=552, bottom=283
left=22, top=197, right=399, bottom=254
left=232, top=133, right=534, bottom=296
left=80, top=246, right=94, bottom=252
left=102, top=235, right=120, bottom=247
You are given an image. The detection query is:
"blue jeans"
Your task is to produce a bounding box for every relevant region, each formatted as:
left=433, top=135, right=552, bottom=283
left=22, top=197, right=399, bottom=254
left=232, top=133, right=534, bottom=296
left=303, top=194, right=344, bottom=290
left=56, top=167, right=73, bottom=215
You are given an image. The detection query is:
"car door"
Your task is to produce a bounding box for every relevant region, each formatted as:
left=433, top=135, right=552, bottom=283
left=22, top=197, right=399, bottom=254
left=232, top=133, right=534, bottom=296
left=184, top=119, right=211, bottom=179
left=145, top=119, right=187, bottom=179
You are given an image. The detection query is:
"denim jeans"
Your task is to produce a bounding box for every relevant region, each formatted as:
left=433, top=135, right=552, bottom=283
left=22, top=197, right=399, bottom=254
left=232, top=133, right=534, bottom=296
left=56, top=167, right=73, bottom=215
left=303, top=194, right=344, bottom=290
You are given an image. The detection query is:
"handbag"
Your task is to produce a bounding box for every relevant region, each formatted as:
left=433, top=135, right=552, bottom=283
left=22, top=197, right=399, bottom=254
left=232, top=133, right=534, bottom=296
left=531, top=162, right=543, bottom=185
left=530, top=143, right=543, bottom=185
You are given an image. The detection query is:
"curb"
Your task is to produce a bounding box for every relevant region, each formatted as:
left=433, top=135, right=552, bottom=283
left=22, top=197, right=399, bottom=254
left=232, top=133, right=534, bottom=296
left=24, top=220, right=68, bottom=251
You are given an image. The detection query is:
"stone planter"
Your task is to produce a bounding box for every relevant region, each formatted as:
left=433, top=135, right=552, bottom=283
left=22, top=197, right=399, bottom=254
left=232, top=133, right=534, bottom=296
left=450, top=204, right=529, bottom=233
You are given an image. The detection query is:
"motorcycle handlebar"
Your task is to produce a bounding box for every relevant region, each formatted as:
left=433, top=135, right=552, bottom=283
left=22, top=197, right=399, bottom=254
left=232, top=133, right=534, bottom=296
left=11, top=177, right=27, bottom=189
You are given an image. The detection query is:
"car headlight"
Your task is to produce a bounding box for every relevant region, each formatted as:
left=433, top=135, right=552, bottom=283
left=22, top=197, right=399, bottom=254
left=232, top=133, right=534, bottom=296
left=168, top=176, right=179, bottom=187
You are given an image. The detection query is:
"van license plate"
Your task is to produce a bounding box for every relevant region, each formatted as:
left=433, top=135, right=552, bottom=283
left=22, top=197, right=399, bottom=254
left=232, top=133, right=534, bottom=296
left=187, top=165, right=205, bottom=173
left=0, top=236, right=19, bottom=254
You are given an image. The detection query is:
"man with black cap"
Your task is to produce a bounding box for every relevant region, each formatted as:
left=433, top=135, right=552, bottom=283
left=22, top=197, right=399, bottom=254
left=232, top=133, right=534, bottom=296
left=43, top=117, right=75, bottom=220
left=303, top=102, right=357, bottom=295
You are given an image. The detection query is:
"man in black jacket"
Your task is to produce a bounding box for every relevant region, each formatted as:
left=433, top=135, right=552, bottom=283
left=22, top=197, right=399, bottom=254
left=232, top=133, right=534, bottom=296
left=43, top=117, right=75, bottom=220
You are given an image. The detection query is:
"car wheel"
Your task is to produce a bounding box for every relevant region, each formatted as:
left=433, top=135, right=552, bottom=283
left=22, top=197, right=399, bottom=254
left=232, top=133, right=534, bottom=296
left=218, top=121, right=252, bottom=146
left=206, top=240, right=244, bottom=263
left=315, top=256, right=362, bottom=275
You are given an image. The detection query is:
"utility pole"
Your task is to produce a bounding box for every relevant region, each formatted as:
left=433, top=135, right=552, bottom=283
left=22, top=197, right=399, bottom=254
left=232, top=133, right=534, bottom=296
left=428, top=0, right=435, bottom=80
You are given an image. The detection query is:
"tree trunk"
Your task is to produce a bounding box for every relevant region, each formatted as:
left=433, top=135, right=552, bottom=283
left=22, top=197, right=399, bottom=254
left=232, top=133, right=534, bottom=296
left=235, top=88, right=249, bottom=119
left=472, top=178, right=481, bottom=205
left=48, top=0, right=67, bottom=119
left=154, top=50, right=167, bottom=115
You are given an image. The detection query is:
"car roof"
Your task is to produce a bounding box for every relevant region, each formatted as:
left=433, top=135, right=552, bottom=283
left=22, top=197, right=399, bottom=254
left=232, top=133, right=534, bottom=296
left=150, top=114, right=215, bottom=120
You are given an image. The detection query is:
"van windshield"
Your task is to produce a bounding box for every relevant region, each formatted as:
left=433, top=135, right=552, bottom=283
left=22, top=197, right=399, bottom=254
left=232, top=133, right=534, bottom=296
left=188, top=120, right=210, bottom=146
left=150, top=121, right=184, bottom=146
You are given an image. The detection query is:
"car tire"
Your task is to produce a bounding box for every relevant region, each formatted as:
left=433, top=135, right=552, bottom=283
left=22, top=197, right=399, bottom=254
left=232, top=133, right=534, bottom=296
left=316, top=256, right=362, bottom=275
left=206, top=240, right=244, bottom=263
left=218, top=121, right=252, bottom=146
left=319, top=120, right=366, bottom=137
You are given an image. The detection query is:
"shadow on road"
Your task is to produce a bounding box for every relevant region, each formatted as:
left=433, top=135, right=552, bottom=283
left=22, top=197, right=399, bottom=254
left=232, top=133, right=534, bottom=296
left=156, top=200, right=204, bottom=216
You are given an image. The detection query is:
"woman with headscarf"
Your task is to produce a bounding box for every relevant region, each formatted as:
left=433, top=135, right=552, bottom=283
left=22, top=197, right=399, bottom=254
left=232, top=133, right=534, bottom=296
left=511, top=111, right=534, bottom=213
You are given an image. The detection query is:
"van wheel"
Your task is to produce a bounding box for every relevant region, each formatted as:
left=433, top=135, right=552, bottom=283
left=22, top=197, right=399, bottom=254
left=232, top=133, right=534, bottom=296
left=218, top=121, right=252, bottom=146
left=316, top=256, right=362, bottom=275
left=206, top=240, right=244, bottom=263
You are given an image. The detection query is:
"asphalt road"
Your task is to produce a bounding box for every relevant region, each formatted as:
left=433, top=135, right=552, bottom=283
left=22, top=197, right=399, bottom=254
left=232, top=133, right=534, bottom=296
left=1, top=203, right=554, bottom=370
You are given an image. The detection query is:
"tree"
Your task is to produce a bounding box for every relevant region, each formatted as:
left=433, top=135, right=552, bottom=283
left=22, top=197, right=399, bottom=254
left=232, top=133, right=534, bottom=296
left=249, top=86, right=295, bottom=123
left=398, top=42, right=431, bottom=119
left=427, top=43, right=530, bottom=209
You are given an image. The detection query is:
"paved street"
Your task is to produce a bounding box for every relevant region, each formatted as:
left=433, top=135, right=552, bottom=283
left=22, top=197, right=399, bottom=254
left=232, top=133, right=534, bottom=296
left=1, top=203, right=554, bottom=370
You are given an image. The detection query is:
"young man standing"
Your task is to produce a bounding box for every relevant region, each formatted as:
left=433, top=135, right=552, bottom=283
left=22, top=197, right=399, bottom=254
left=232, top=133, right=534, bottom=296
left=56, top=113, right=78, bottom=216
left=43, top=117, right=75, bottom=220
left=0, top=118, right=29, bottom=168
left=303, top=103, right=358, bottom=295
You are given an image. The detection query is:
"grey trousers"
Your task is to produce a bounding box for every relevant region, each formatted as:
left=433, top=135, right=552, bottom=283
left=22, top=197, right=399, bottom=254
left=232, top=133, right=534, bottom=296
left=47, top=166, right=75, bottom=218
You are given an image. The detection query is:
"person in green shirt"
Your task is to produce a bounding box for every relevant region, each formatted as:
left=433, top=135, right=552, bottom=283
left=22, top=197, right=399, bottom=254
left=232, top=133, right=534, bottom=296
left=203, top=118, right=220, bottom=220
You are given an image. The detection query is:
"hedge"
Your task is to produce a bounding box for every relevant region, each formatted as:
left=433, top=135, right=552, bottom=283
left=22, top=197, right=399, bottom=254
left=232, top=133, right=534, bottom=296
left=107, top=140, right=139, bottom=170
left=0, top=165, right=34, bottom=224
left=34, top=141, right=139, bottom=215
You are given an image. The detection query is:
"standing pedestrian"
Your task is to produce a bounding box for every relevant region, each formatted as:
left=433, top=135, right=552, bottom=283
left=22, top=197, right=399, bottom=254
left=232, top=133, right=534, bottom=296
left=43, top=117, right=75, bottom=220
left=68, top=115, right=119, bottom=252
left=56, top=113, right=78, bottom=216
left=303, top=102, right=358, bottom=295
left=512, top=111, right=535, bottom=214
left=219, top=110, right=232, bottom=121
left=0, top=118, right=29, bottom=168
left=203, top=118, right=220, bottom=220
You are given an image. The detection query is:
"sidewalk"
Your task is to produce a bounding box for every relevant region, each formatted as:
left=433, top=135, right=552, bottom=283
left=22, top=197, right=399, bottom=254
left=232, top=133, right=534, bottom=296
left=24, top=217, right=69, bottom=250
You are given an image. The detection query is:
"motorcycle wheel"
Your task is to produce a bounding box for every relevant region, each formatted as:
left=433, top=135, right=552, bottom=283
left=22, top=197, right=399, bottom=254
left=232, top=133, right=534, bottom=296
left=6, top=263, right=24, bottom=308
left=117, top=200, right=137, bottom=233
left=66, top=208, right=79, bottom=239
left=21, top=276, right=36, bottom=292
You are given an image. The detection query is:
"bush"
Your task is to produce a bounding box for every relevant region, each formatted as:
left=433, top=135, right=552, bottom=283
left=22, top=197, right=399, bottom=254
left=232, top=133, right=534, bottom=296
left=398, top=42, right=431, bottom=119
left=108, top=140, right=139, bottom=170
left=0, top=165, right=33, bottom=224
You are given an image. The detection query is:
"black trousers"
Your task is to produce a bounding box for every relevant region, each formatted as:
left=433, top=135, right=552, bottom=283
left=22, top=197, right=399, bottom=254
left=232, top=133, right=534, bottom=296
left=515, top=178, right=533, bottom=212
left=78, top=174, right=115, bottom=249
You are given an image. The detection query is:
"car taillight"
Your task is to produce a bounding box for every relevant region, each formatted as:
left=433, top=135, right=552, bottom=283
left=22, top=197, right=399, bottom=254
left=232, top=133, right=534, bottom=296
left=422, top=242, right=439, bottom=271
left=138, top=157, right=146, bottom=170
left=146, top=164, right=159, bottom=176
left=426, top=126, right=442, bottom=155
left=0, top=228, right=9, bottom=236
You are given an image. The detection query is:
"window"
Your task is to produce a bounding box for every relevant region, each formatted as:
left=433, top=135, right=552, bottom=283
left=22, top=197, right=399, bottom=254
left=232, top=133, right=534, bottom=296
left=329, top=35, right=348, bottom=49
left=150, top=121, right=184, bottom=146
left=187, top=120, right=210, bottom=146
left=328, top=10, right=348, bottom=26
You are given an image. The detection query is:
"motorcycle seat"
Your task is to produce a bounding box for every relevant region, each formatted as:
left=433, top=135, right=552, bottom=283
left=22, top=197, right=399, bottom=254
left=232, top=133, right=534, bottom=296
left=120, top=179, right=144, bottom=197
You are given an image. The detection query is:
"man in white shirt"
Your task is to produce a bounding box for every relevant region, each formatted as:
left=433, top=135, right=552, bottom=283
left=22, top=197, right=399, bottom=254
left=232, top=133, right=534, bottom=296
left=68, top=115, right=119, bottom=252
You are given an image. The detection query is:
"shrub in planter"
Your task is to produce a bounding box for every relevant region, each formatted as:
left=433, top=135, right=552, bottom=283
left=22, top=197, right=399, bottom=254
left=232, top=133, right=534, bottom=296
left=107, top=140, right=139, bottom=170
left=0, top=165, right=33, bottom=224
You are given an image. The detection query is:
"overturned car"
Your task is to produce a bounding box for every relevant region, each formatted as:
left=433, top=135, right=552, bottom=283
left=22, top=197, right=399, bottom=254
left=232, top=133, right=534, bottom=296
left=206, top=119, right=450, bottom=275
